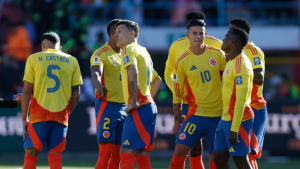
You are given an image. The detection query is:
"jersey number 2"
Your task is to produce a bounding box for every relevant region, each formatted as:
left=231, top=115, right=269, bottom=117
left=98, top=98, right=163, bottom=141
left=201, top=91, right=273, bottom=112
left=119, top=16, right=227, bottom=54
left=47, top=65, right=61, bottom=93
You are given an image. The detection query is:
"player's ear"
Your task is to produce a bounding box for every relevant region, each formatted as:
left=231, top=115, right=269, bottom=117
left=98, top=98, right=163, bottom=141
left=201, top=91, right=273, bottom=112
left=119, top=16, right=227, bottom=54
left=130, top=31, right=135, bottom=38
left=186, top=32, right=189, bottom=38
left=186, top=24, right=188, bottom=29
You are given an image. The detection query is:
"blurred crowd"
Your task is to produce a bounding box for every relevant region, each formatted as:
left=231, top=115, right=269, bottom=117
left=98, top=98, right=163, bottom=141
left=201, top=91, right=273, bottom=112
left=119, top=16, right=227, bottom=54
left=0, top=0, right=299, bottom=102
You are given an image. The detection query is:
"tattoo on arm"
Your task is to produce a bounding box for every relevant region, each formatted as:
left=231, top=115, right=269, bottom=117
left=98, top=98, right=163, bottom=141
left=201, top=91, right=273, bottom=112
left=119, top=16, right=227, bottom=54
left=72, top=85, right=79, bottom=94
left=173, top=103, right=181, bottom=122
left=128, top=65, right=138, bottom=103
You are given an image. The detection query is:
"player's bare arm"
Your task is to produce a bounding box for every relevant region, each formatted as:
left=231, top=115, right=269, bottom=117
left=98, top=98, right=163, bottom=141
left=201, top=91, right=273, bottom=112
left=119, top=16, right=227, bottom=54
left=91, top=65, right=108, bottom=98
left=125, top=65, right=141, bottom=114
left=21, top=81, right=33, bottom=141
left=150, top=76, right=162, bottom=98
left=173, top=103, right=182, bottom=136
left=253, top=68, right=264, bottom=86
left=70, top=85, right=81, bottom=113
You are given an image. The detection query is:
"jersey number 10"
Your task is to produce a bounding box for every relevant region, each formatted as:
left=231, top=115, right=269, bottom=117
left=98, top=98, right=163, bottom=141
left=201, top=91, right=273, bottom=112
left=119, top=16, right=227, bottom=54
left=200, top=70, right=211, bottom=83
left=47, top=65, right=61, bottom=93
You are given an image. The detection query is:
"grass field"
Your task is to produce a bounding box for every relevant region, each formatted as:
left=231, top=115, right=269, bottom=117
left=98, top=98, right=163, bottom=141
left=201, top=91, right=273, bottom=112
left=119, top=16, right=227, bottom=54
left=0, top=157, right=299, bottom=169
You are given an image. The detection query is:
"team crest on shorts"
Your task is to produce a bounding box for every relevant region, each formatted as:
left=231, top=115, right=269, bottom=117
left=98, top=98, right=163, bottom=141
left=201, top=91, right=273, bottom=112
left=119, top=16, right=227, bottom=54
left=179, top=133, right=186, bottom=140
left=209, top=58, right=217, bottom=66
left=103, top=131, right=110, bottom=138
left=226, top=68, right=230, bottom=76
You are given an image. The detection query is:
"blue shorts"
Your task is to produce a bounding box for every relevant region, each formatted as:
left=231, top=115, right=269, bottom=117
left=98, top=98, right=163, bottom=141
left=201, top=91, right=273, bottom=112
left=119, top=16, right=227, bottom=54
left=24, top=121, right=67, bottom=152
left=121, top=103, right=157, bottom=151
left=180, top=104, right=188, bottom=123
left=176, top=115, right=221, bottom=154
left=251, top=106, right=268, bottom=157
left=215, top=119, right=254, bottom=156
left=95, top=99, right=126, bottom=144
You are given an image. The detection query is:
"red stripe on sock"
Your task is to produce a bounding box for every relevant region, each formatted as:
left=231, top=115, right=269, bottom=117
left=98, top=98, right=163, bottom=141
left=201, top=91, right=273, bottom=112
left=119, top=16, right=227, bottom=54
left=169, top=154, right=188, bottom=169
left=96, top=144, right=115, bottom=169
left=108, top=145, right=121, bottom=169
left=189, top=156, right=205, bottom=169
left=48, top=153, right=62, bottom=169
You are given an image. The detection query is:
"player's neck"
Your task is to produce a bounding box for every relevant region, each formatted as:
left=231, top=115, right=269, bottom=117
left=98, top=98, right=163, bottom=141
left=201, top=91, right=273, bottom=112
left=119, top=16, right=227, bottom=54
left=228, top=48, right=243, bottom=60
left=122, top=38, right=136, bottom=49
left=190, top=44, right=205, bottom=55
left=108, top=40, right=120, bottom=53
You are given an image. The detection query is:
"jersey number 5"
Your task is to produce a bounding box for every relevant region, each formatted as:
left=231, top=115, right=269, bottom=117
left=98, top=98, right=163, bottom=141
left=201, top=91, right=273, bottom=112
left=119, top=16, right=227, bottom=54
left=47, top=65, right=61, bottom=93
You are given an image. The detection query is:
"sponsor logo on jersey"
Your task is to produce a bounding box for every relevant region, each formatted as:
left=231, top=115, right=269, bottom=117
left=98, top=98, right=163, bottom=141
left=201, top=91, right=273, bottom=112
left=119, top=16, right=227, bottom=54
left=254, top=57, right=261, bottom=65
left=123, top=140, right=130, bottom=145
left=209, top=58, right=217, bottom=66
left=236, top=76, right=243, bottom=85
left=226, top=68, right=230, bottom=76
left=179, top=133, right=186, bottom=140
left=103, top=131, right=110, bottom=138
left=93, top=57, right=100, bottom=63
left=173, top=73, right=179, bottom=82
left=124, top=56, right=129, bottom=64
left=190, top=65, right=197, bottom=71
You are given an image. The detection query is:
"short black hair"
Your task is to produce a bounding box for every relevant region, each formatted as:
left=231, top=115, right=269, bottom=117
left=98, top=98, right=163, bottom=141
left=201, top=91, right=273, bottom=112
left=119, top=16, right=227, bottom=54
left=117, top=20, right=139, bottom=38
left=187, top=19, right=206, bottom=29
left=229, top=27, right=249, bottom=47
left=186, top=11, right=205, bottom=22
left=107, top=19, right=122, bottom=37
left=41, top=32, right=60, bottom=45
left=230, top=18, right=251, bottom=34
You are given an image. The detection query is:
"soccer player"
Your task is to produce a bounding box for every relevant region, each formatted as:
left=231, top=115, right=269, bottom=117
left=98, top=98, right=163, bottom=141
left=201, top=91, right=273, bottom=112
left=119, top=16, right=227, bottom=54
left=90, top=19, right=126, bottom=169
left=90, top=19, right=161, bottom=169
left=115, top=20, right=161, bottom=169
left=229, top=18, right=267, bottom=169
left=164, top=11, right=223, bottom=169
left=214, top=28, right=254, bottom=169
left=169, top=19, right=226, bottom=169
left=22, top=32, right=83, bottom=169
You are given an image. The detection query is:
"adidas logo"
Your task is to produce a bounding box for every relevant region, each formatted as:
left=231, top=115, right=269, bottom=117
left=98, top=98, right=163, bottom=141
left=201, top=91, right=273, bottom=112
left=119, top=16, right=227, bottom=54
left=229, top=147, right=235, bottom=152
left=112, top=60, right=118, bottom=65
left=190, top=65, right=197, bottom=71
left=123, top=140, right=130, bottom=145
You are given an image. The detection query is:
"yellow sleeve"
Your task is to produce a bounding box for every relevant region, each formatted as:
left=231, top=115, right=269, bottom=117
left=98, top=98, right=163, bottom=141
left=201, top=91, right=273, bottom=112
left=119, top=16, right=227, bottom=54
left=152, top=68, right=158, bottom=79
left=231, top=68, right=252, bottom=132
left=23, top=55, right=35, bottom=83
left=165, top=43, right=176, bottom=92
left=247, top=48, right=264, bottom=70
left=165, top=43, right=176, bottom=69
left=173, top=61, right=185, bottom=104
left=90, top=50, right=104, bottom=67
left=72, top=58, right=83, bottom=86
left=219, top=51, right=227, bottom=71
left=165, top=67, right=175, bottom=93
left=123, top=47, right=137, bottom=68
left=214, top=40, right=223, bottom=49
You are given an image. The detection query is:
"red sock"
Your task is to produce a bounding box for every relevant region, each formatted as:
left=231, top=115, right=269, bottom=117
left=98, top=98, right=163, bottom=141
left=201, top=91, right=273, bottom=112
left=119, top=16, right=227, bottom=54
left=120, top=153, right=135, bottom=169
left=169, top=154, right=188, bottom=169
left=48, top=153, right=62, bottom=169
left=24, top=154, right=38, bottom=169
left=135, top=155, right=151, bottom=169
left=189, top=156, right=205, bottom=169
left=209, top=161, right=216, bottom=169
left=108, top=145, right=121, bottom=169
left=95, top=144, right=115, bottom=169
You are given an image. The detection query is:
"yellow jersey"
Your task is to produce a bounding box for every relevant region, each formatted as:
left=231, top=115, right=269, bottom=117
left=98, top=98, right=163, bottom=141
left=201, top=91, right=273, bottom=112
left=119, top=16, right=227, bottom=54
left=165, top=35, right=223, bottom=104
left=222, top=53, right=254, bottom=132
left=173, top=45, right=226, bottom=117
left=23, top=49, right=83, bottom=126
left=90, top=43, right=124, bottom=103
left=243, top=42, right=267, bottom=110
left=120, top=42, right=154, bottom=106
